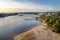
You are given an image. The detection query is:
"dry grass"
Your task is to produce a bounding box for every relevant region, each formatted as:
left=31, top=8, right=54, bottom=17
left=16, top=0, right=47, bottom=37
left=14, top=31, right=36, bottom=40
left=14, top=22, right=60, bottom=40
left=20, top=31, right=35, bottom=40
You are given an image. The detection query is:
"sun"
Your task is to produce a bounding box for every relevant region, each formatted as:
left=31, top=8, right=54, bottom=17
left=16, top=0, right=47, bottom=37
left=0, top=1, right=7, bottom=8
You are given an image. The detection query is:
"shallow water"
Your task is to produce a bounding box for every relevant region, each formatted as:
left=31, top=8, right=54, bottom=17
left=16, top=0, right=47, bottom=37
left=0, top=14, right=40, bottom=38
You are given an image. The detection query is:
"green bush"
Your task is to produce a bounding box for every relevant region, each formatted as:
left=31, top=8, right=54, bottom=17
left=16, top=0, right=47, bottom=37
left=52, top=24, right=60, bottom=33
left=39, top=11, right=60, bottom=33
left=56, top=20, right=60, bottom=24
left=39, top=14, right=46, bottom=20
left=44, top=16, right=51, bottom=23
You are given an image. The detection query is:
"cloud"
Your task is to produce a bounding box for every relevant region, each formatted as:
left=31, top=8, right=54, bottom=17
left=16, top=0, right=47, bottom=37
left=0, top=0, right=57, bottom=12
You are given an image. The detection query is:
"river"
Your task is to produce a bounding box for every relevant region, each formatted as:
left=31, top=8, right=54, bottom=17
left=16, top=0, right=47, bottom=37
left=0, top=14, right=40, bottom=39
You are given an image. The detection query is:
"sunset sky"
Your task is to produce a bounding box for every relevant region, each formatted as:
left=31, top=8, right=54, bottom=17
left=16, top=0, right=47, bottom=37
left=0, top=0, right=60, bottom=13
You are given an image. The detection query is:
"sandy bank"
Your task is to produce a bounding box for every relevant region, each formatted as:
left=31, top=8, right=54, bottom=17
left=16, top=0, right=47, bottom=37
left=13, top=22, right=60, bottom=40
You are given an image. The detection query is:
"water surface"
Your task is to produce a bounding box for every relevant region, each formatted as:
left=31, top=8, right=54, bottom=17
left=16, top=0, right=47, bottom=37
left=0, top=15, right=40, bottom=38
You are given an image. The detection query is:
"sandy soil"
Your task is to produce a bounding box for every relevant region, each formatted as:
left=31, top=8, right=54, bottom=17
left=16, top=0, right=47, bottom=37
left=13, top=22, right=60, bottom=40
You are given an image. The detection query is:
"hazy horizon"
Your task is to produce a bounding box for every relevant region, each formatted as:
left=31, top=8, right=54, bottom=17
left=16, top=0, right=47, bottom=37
left=0, top=0, right=60, bottom=13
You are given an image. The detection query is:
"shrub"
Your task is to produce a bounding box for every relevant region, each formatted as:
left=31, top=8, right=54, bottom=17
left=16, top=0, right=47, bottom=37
left=39, top=11, right=60, bottom=33
left=39, top=14, right=46, bottom=20
left=52, top=24, right=60, bottom=33
left=44, top=16, right=51, bottom=23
